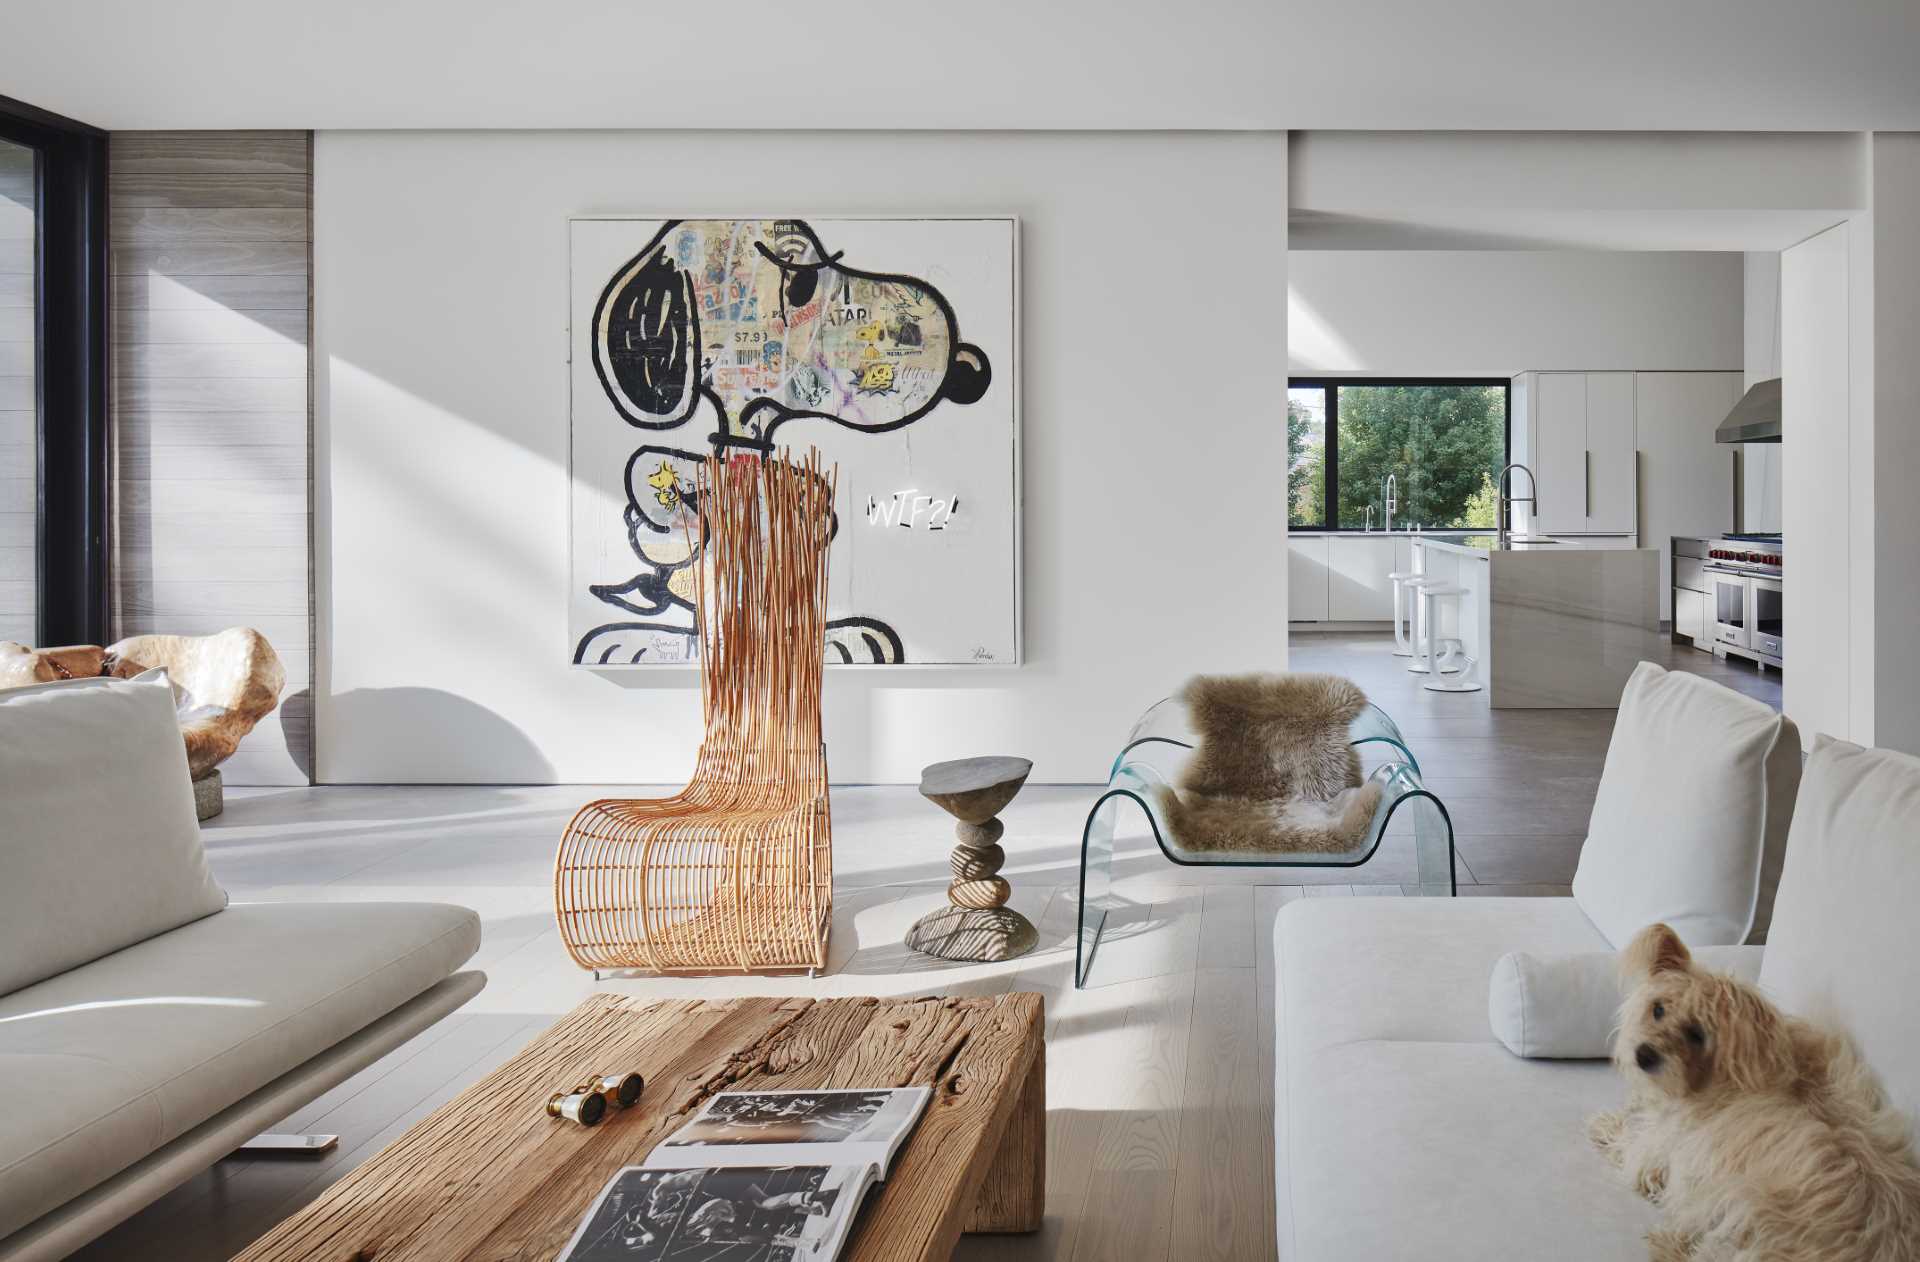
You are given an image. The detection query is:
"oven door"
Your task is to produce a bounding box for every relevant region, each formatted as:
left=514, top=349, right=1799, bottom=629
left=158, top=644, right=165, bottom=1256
left=1708, top=569, right=1751, bottom=650
left=1750, top=577, right=1782, bottom=664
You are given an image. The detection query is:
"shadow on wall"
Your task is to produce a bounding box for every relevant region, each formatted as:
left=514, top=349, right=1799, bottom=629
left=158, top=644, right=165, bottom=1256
left=325, top=688, right=556, bottom=784
left=592, top=666, right=1052, bottom=783
left=278, top=687, right=314, bottom=779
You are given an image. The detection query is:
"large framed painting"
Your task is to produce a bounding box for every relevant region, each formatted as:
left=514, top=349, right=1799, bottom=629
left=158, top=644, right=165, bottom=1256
left=568, top=216, right=1020, bottom=667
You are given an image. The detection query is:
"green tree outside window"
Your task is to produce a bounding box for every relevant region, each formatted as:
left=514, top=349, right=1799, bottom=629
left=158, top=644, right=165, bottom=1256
left=1286, top=382, right=1504, bottom=530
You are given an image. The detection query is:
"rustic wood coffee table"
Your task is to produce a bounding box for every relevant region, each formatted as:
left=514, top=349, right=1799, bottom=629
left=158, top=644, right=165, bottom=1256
left=234, top=992, right=1044, bottom=1261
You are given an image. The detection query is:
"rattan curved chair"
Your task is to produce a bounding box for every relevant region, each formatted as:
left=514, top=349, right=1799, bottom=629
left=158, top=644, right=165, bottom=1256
left=555, top=449, right=837, bottom=975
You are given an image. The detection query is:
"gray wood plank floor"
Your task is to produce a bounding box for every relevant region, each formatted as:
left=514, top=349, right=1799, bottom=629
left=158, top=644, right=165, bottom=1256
left=72, top=631, right=1778, bottom=1261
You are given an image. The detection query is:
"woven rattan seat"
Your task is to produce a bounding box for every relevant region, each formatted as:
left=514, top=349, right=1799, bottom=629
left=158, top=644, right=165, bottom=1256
left=555, top=450, right=837, bottom=974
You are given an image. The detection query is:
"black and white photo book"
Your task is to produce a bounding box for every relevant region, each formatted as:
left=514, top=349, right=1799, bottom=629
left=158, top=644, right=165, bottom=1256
left=556, top=1087, right=932, bottom=1261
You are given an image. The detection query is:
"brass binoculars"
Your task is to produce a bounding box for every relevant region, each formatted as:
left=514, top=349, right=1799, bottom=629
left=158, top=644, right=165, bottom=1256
left=545, top=1071, right=645, bottom=1127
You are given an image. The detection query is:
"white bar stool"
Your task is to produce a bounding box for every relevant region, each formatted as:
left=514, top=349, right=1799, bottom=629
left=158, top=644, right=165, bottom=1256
left=1402, top=576, right=1447, bottom=672
left=1387, top=570, right=1429, bottom=658
left=1417, top=583, right=1482, bottom=693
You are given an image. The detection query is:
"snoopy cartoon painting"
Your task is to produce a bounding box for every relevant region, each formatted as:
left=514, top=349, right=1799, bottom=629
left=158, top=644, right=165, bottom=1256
left=568, top=217, right=1018, bottom=667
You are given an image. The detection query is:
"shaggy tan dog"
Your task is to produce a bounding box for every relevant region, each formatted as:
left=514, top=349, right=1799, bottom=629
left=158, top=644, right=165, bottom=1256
left=1589, top=923, right=1920, bottom=1261
left=1156, top=673, right=1382, bottom=854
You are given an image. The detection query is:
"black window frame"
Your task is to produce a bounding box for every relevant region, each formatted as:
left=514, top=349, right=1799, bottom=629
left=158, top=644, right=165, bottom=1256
left=1287, top=376, right=1511, bottom=532
left=0, top=93, right=109, bottom=647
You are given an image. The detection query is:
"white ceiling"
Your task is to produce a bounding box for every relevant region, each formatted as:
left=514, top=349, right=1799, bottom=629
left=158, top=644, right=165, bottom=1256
left=5, top=0, right=1919, bottom=132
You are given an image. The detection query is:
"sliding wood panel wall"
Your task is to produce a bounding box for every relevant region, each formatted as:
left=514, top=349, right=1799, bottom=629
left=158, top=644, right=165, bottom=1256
left=110, top=130, right=312, bottom=784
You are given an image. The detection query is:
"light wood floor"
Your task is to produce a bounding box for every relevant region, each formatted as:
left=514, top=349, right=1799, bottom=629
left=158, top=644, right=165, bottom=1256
left=74, top=632, right=1778, bottom=1262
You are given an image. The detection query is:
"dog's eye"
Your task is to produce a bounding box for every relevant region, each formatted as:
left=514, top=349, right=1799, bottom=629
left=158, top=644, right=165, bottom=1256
left=1651, top=1002, right=1665, bottom=1021
left=1685, top=1023, right=1706, bottom=1046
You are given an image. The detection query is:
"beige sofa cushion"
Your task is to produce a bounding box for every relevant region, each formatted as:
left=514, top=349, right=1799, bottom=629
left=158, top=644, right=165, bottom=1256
left=1760, top=736, right=1920, bottom=1122
left=0, top=670, right=228, bottom=994
left=0, top=900, right=480, bottom=1241
left=1572, top=661, right=1800, bottom=948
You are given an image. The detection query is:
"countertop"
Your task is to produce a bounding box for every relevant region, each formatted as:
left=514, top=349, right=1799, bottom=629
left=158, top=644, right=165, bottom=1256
left=1416, top=535, right=1649, bottom=558
left=1287, top=529, right=1481, bottom=539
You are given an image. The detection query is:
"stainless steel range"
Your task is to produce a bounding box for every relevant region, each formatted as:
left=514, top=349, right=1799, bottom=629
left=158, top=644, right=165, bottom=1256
left=1703, top=534, right=1782, bottom=669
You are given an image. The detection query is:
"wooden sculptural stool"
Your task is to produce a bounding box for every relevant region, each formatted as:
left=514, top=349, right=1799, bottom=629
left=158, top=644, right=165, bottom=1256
left=906, top=755, right=1038, bottom=962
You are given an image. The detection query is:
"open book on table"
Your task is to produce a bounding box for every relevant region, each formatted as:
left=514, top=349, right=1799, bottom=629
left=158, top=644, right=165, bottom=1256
left=557, top=1087, right=932, bottom=1261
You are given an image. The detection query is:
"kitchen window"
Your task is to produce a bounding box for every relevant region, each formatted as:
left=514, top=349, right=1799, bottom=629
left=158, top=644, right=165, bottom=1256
left=1287, top=378, right=1510, bottom=531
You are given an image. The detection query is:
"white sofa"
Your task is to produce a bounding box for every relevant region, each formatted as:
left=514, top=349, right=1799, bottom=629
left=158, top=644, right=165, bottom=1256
left=1273, top=673, right=1919, bottom=1258
left=0, top=671, right=485, bottom=1261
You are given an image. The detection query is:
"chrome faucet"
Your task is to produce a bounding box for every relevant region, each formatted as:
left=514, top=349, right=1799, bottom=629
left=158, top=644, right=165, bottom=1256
left=1383, top=474, right=1398, bottom=534
left=1364, top=504, right=1375, bottom=532
left=1496, top=463, right=1538, bottom=549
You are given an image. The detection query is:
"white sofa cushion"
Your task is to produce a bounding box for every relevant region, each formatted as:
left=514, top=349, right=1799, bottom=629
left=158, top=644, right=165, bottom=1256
left=0, top=671, right=227, bottom=995
left=1279, top=896, right=1611, bottom=1055
left=1275, top=898, right=1650, bottom=1261
left=0, top=900, right=481, bottom=1240
left=1760, top=736, right=1920, bottom=1121
left=1488, top=946, right=1764, bottom=1059
left=1572, top=661, right=1800, bottom=948
left=1286, top=1043, right=1653, bottom=1261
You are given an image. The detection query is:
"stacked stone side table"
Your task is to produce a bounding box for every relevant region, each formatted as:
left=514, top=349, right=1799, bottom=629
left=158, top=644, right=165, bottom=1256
left=905, top=755, right=1039, bottom=963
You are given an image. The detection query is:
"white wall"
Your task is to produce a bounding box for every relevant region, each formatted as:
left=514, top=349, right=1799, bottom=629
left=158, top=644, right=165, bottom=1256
left=1781, top=223, right=1853, bottom=748
left=1869, top=133, right=1920, bottom=756
left=315, top=130, right=1287, bottom=784
left=1771, top=134, right=1920, bottom=757
left=1287, top=251, right=1743, bottom=376
left=1848, top=209, right=1876, bottom=749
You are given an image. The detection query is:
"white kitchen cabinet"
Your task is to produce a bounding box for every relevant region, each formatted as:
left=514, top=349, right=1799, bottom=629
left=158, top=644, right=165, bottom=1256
left=1674, top=586, right=1706, bottom=646
left=1288, top=535, right=1330, bottom=621
left=1514, top=371, right=1637, bottom=535
left=1636, top=371, right=1742, bottom=619
left=1328, top=536, right=1396, bottom=621
left=1530, top=372, right=1589, bottom=534
left=1585, top=373, right=1636, bottom=532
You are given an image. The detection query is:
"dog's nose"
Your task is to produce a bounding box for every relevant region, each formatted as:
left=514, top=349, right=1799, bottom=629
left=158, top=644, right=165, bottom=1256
left=1635, top=1043, right=1662, bottom=1071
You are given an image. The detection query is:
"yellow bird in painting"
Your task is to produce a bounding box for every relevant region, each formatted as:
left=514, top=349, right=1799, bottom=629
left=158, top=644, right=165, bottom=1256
left=646, top=461, right=682, bottom=509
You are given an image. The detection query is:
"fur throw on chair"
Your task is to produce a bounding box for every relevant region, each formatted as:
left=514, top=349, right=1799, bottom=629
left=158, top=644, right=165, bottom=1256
left=1156, top=673, right=1384, bottom=854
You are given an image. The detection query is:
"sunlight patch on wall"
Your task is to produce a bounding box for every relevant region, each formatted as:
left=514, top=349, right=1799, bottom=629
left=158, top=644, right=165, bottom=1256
left=1286, top=287, right=1361, bottom=373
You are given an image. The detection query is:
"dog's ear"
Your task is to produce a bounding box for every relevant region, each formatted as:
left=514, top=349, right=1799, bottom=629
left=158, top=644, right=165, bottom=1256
left=1621, top=923, right=1692, bottom=980
left=593, top=237, right=699, bottom=427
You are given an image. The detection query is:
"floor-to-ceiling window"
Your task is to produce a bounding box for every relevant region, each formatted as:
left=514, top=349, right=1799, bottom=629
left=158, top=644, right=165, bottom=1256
left=0, top=96, right=108, bottom=646
left=1287, top=378, right=1509, bottom=531
left=0, top=137, right=35, bottom=644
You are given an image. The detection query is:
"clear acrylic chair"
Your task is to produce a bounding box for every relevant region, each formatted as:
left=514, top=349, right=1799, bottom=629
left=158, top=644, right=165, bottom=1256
left=1074, top=696, right=1456, bottom=987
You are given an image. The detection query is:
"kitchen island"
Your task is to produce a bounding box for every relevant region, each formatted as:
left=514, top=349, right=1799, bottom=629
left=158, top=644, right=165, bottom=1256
left=1414, top=535, right=1660, bottom=708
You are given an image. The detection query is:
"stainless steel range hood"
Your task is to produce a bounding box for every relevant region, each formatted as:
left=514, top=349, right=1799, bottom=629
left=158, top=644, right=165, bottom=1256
left=1715, top=377, right=1781, bottom=444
